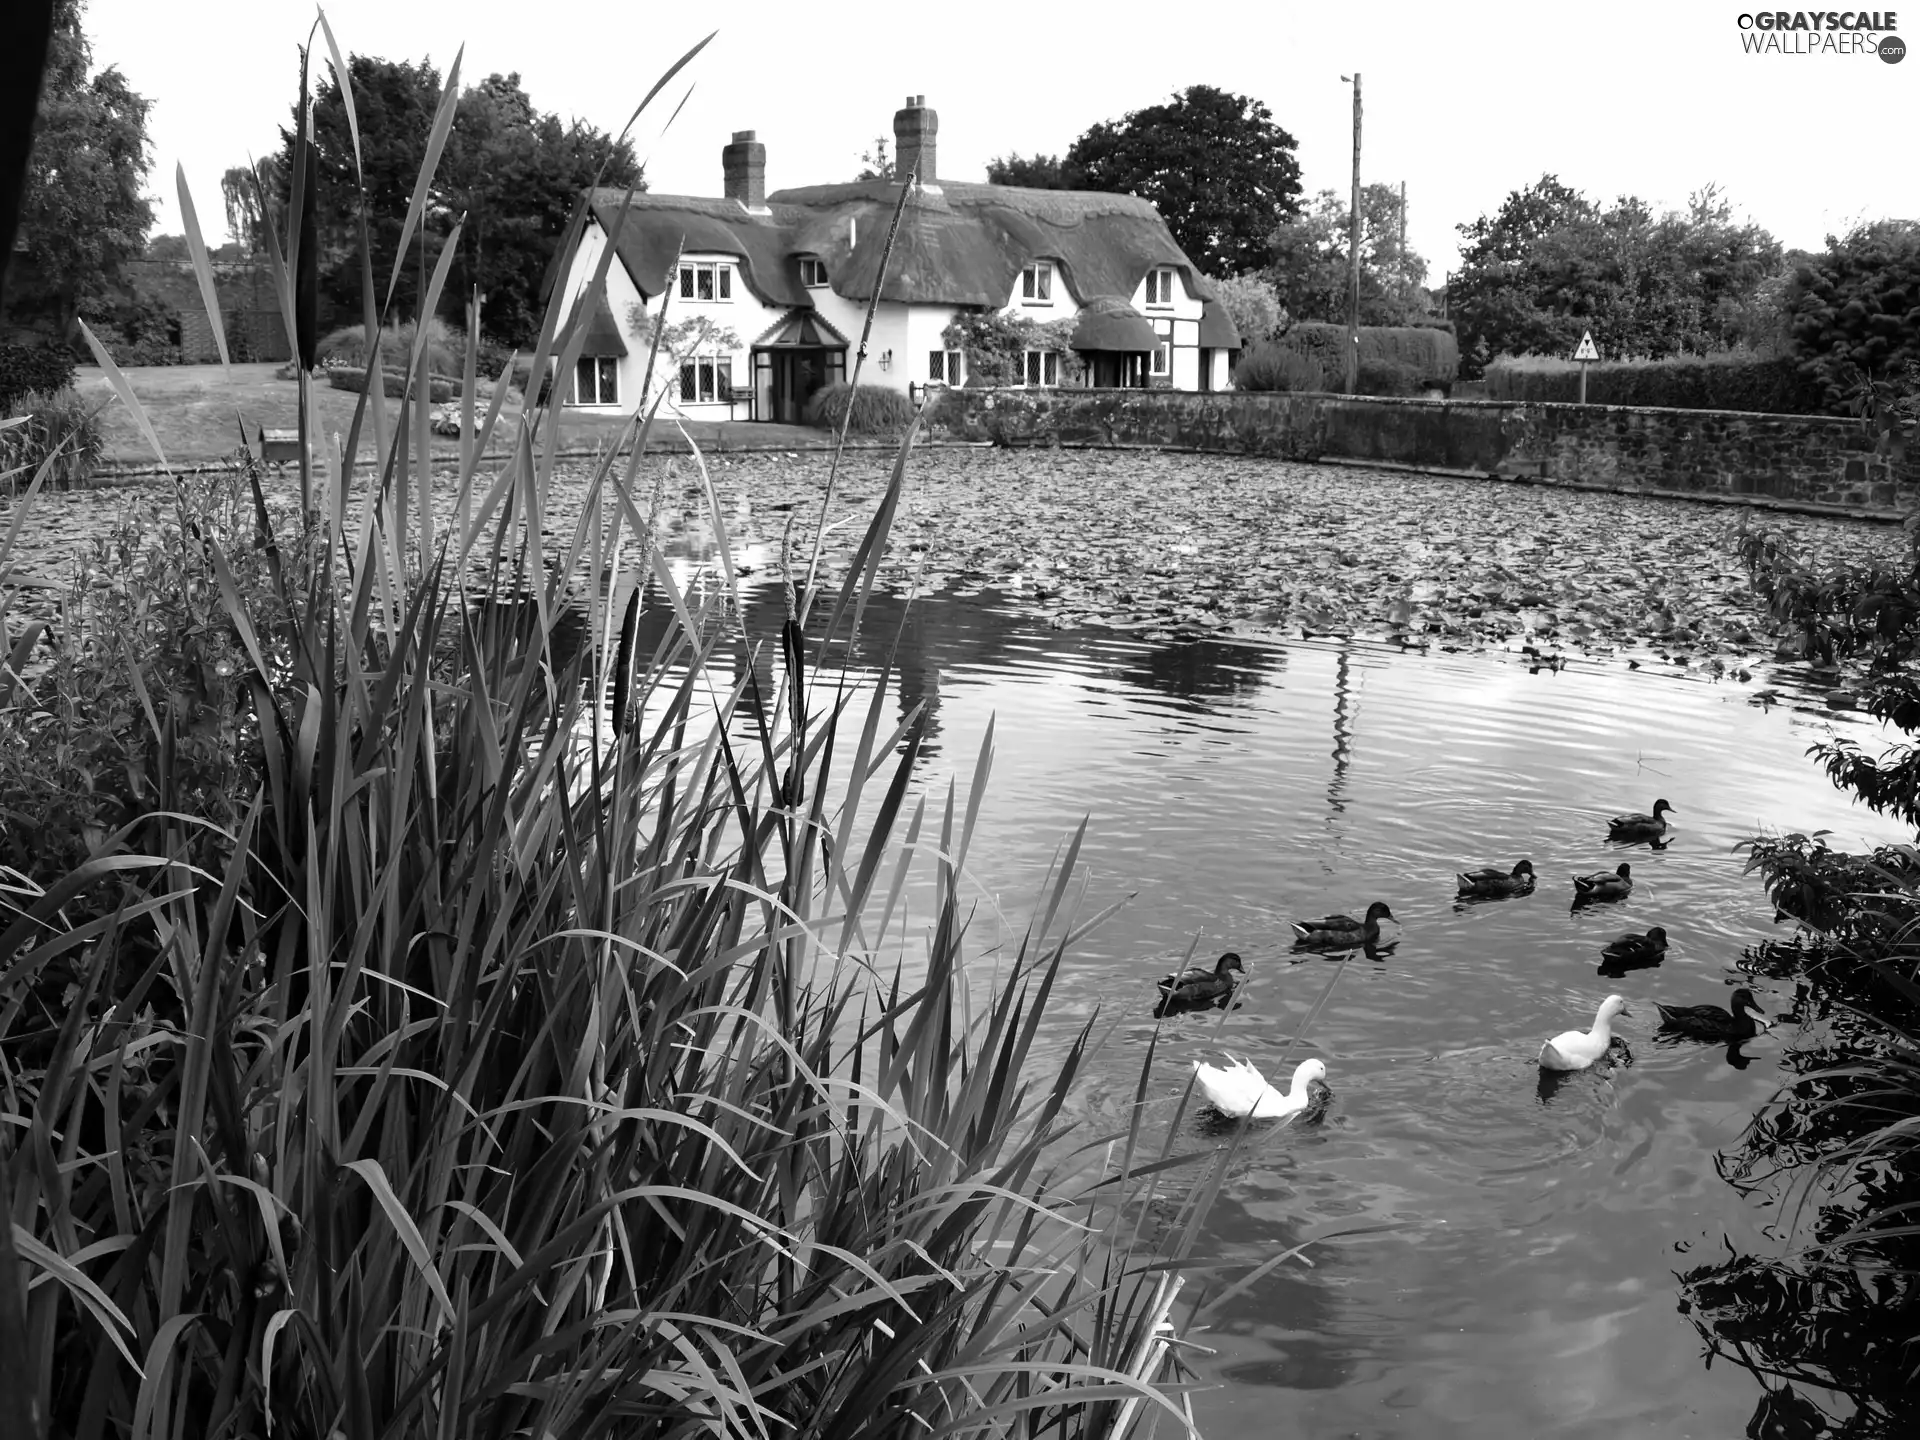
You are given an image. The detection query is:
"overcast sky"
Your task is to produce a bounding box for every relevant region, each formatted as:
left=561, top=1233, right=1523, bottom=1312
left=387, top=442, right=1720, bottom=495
left=87, top=0, right=1917, bottom=280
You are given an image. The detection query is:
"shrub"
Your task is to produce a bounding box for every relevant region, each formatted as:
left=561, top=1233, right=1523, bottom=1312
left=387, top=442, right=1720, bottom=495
left=805, top=380, right=917, bottom=434
left=1483, top=352, right=1832, bottom=413
left=316, top=317, right=462, bottom=376
left=1232, top=341, right=1325, bottom=392
left=1280, top=321, right=1460, bottom=385
left=1211, top=273, right=1287, bottom=348
left=508, top=353, right=554, bottom=403
left=0, top=467, right=314, bottom=888
left=0, top=341, right=77, bottom=409
left=0, top=387, right=105, bottom=490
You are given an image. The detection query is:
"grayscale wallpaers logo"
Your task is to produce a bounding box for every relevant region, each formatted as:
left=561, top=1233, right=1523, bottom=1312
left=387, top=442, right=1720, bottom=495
left=1735, top=10, right=1904, bottom=59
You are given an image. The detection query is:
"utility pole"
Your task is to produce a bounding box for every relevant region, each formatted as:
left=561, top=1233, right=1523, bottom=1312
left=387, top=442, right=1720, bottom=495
left=1342, top=73, right=1362, bottom=395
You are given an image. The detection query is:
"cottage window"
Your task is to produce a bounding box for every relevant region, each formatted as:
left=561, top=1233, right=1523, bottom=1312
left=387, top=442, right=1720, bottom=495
left=678, top=262, right=733, bottom=301
left=678, top=352, right=733, bottom=404
left=928, top=348, right=964, bottom=385
left=573, top=356, right=618, bottom=405
left=1151, top=319, right=1172, bottom=377
left=1145, top=268, right=1176, bottom=308
left=1020, top=262, right=1053, bottom=304
left=799, top=256, right=829, bottom=288
left=1020, top=350, right=1059, bottom=388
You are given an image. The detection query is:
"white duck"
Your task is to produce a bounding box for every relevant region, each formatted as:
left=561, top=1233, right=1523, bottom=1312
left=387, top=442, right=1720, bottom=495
left=1538, top=994, right=1632, bottom=1071
left=1192, top=1057, right=1327, bottom=1119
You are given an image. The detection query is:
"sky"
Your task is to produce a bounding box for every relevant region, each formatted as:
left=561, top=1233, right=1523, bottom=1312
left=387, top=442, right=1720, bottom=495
left=85, top=0, right=1919, bottom=281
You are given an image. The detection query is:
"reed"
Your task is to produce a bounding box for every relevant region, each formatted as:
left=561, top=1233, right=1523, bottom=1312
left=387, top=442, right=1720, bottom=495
left=0, top=15, right=1229, bottom=1439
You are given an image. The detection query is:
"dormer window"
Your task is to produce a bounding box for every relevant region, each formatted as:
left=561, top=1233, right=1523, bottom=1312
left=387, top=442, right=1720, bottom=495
left=679, top=261, right=733, bottom=301
left=1145, top=268, right=1176, bottom=308
left=799, top=256, right=829, bottom=288
left=1020, top=262, right=1054, bottom=305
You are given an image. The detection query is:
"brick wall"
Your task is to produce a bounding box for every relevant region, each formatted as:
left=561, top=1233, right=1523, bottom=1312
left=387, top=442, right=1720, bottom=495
left=926, top=389, right=1919, bottom=516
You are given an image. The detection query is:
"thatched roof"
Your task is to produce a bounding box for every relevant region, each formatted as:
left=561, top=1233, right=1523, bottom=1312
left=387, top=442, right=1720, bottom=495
left=586, top=180, right=1219, bottom=316
left=1071, top=296, right=1157, bottom=353
left=587, top=190, right=810, bottom=307
left=769, top=180, right=1218, bottom=309
left=579, top=294, right=628, bottom=357
left=1198, top=300, right=1242, bottom=351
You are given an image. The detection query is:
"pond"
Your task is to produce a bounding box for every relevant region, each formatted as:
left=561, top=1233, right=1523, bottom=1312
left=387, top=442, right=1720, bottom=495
left=633, top=557, right=1906, bottom=1440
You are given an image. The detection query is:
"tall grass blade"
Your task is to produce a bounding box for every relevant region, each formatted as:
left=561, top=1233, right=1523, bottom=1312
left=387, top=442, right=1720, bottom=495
left=385, top=46, right=462, bottom=313
left=174, top=165, right=230, bottom=380
left=75, top=319, right=167, bottom=471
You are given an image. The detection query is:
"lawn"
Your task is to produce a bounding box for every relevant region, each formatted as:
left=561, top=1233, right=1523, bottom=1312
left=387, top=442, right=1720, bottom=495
left=74, top=363, right=839, bottom=466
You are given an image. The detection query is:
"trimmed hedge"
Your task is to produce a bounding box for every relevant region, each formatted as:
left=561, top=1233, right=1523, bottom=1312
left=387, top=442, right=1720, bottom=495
left=1355, top=357, right=1422, bottom=397
left=805, top=382, right=916, bottom=435
left=1483, top=354, right=1831, bottom=414
left=1279, top=322, right=1459, bottom=384
left=0, top=343, right=78, bottom=410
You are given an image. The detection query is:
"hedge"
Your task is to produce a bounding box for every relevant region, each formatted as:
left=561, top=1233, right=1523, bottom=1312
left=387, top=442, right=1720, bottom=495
left=1483, top=354, right=1832, bottom=414
left=326, top=367, right=458, bottom=404
left=1278, top=322, right=1459, bottom=385
left=1232, top=343, right=1324, bottom=393
left=0, top=343, right=78, bottom=410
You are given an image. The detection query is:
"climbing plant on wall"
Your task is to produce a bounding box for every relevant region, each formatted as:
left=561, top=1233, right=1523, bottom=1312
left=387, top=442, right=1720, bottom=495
left=942, top=311, right=1084, bottom=386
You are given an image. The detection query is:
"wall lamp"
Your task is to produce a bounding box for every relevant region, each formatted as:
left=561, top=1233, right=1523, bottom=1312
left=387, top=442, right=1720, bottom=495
left=879, top=349, right=893, bottom=371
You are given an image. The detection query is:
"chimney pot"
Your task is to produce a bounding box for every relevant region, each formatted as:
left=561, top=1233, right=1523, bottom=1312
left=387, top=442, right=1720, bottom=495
left=723, top=129, right=767, bottom=209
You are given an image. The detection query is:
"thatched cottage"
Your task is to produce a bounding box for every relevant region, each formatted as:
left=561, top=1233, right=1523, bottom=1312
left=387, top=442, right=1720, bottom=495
left=551, top=96, right=1241, bottom=421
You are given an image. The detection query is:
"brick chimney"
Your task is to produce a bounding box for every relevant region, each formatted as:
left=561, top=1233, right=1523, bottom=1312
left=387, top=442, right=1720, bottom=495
left=892, top=95, right=936, bottom=184
left=722, top=130, right=766, bottom=210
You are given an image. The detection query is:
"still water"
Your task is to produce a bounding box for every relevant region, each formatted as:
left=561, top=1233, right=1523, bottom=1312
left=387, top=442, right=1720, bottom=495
left=630, top=563, right=1906, bottom=1439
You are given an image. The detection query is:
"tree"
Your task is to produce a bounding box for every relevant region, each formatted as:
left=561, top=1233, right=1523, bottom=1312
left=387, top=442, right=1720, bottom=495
left=221, top=160, right=276, bottom=254
left=985, top=152, right=1073, bottom=189
left=1787, top=219, right=1920, bottom=410
left=6, top=0, right=153, bottom=341
left=286, top=59, right=639, bottom=343
left=1267, top=184, right=1429, bottom=325
left=854, top=136, right=893, bottom=183
left=441, top=72, right=640, bottom=344
left=1210, top=273, right=1286, bottom=347
left=292, top=54, right=443, bottom=323
left=1063, top=85, right=1301, bottom=278
left=1449, top=174, right=1784, bottom=376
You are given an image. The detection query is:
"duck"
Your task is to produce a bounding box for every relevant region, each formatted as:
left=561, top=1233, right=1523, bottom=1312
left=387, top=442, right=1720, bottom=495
left=1538, top=994, right=1632, bottom=1071
left=1572, top=863, right=1633, bottom=904
left=1608, top=799, right=1675, bottom=841
left=1599, top=926, right=1668, bottom=967
left=1192, top=1057, right=1328, bottom=1120
left=1157, top=951, right=1244, bottom=1006
left=1656, top=988, right=1771, bottom=1041
left=1291, top=901, right=1395, bottom=951
left=1456, top=859, right=1536, bottom=898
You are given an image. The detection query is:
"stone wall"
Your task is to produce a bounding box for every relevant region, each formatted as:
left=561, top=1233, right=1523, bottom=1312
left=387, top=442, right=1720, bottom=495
left=925, top=388, right=1919, bottom=516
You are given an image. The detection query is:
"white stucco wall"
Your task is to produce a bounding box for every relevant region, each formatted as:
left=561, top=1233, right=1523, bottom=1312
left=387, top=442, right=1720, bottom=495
left=1130, top=264, right=1207, bottom=392
left=563, top=217, right=784, bottom=419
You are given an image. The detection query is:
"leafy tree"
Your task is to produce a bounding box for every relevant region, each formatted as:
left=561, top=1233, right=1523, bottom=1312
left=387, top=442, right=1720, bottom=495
left=1267, top=184, right=1429, bottom=325
left=441, top=72, right=640, bottom=344
left=286, top=59, right=639, bottom=343
left=1063, top=85, right=1301, bottom=278
left=293, top=54, right=444, bottom=323
left=1209, top=273, right=1286, bottom=347
left=985, top=152, right=1073, bottom=189
left=1449, top=174, right=1784, bottom=377
left=854, top=135, right=894, bottom=183
left=6, top=0, right=154, bottom=341
left=143, top=232, right=188, bottom=262
left=221, top=160, right=276, bottom=254
left=1787, top=219, right=1920, bottom=411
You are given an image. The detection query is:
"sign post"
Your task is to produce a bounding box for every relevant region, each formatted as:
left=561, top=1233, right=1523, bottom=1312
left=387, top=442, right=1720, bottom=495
left=1573, top=330, right=1599, bottom=404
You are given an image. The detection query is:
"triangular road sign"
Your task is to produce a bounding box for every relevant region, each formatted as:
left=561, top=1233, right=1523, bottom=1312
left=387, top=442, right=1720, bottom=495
left=1573, top=331, right=1599, bottom=361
